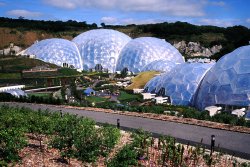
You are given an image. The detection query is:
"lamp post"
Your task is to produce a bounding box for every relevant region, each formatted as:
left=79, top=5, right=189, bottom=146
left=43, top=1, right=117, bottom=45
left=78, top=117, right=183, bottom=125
left=60, top=110, right=63, bottom=117
left=210, top=135, right=215, bottom=156
left=117, top=119, right=120, bottom=129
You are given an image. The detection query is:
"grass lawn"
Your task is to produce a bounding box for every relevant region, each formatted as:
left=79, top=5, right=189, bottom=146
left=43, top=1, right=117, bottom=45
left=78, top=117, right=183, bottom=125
left=118, top=91, right=141, bottom=102
left=86, top=96, right=107, bottom=103
left=0, top=73, right=21, bottom=79
left=126, top=71, right=160, bottom=90
left=28, top=93, right=51, bottom=98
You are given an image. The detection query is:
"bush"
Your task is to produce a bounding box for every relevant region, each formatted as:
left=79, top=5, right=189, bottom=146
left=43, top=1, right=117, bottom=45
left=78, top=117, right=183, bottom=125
left=0, top=128, right=27, bottom=162
left=107, top=144, right=137, bottom=167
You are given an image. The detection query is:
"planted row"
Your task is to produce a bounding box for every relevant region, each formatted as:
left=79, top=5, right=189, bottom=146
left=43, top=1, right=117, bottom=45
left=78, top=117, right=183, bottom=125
left=0, top=105, right=120, bottom=164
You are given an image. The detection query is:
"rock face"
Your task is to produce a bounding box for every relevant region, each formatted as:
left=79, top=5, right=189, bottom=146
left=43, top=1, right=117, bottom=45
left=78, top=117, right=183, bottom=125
left=173, top=40, right=222, bottom=57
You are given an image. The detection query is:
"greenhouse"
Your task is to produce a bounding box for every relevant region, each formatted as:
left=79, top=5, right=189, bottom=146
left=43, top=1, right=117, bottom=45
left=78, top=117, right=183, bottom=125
left=4, top=89, right=27, bottom=98
left=25, top=38, right=83, bottom=70
left=145, top=63, right=214, bottom=106
left=195, top=45, right=250, bottom=110
left=144, top=75, right=162, bottom=93
left=142, top=59, right=180, bottom=73
left=72, top=29, right=131, bottom=72
left=116, top=37, right=184, bottom=73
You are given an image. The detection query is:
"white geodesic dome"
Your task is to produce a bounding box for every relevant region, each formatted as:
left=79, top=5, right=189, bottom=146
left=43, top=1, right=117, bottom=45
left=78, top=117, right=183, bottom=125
left=72, top=29, right=131, bottom=72
left=142, top=59, right=179, bottom=73
left=4, top=89, right=27, bottom=98
left=25, top=38, right=83, bottom=70
left=154, top=63, right=214, bottom=106
left=116, top=37, right=184, bottom=73
left=144, top=75, right=161, bottom=93
left=195, top=45, right=250, bottom=110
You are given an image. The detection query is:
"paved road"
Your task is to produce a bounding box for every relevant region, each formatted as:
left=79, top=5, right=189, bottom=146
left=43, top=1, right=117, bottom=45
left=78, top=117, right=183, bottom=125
left=1, top=102, right=250, bottom=159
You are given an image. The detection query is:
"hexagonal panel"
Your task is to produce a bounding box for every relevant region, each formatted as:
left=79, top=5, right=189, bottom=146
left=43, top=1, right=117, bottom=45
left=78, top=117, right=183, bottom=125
left=195, top=45, right=250, bottom=110
left=73, top=29, right=131, bottom=72
left=116, top=37, right=184, bottom=73
left=150, top=63, right=214, bottom=106
left=25, top=38, right=83, bottom=70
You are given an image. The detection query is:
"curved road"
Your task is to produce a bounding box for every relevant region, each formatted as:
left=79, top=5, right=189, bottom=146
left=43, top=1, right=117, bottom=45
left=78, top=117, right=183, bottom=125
left=1, top=102, right=250, bottom=159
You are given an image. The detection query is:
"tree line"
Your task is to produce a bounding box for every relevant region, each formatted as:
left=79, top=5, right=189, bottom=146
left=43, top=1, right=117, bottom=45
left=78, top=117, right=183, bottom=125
left=0, top=17, right=97, bottom=32
left=136, top=22, right=250, bottom=60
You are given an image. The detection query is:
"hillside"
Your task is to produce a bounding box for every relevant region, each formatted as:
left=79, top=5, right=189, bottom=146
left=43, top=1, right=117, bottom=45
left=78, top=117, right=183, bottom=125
left=0, top=56, right=81, bottom=86
left=0, top=56, right=58, bottom=72
left=0, top=17, right=250, bottom=60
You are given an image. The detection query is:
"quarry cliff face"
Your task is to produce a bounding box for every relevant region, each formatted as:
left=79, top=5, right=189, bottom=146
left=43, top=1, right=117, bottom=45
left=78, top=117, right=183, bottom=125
left=174, top=40, right=222, bottom=57
left=0, top=27, right=74, bottom=49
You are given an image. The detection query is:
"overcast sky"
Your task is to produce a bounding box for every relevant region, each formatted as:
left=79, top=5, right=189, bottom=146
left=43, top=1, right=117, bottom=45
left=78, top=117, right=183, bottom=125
left=0, top=0, right=249, bottom=27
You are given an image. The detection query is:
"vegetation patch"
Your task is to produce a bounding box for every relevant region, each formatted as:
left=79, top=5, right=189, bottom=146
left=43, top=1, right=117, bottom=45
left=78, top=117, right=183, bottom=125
left=0, top=105, right=121, bottom=165
left=27, top=92, right=51, bottom=98
left=118, top=90, right=142, bottom=103
left=108, top=129, right=250, bottom=167
left=57, top=68, right=81, bottom=76
left=0, top=73, right=21, bottom=79
left=126, top=71, right=159, bottom=90
left=0, top=57, right=58, bottom=72
left=86, top=96, right=107, bottom=103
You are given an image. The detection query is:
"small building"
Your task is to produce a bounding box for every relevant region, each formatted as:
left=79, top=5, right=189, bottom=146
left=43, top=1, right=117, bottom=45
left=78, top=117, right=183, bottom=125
left=116, top=71, right=121, bottom=74
left=133, top=88, right=144, bottom=94
left=84, top=87, right=95, bottom=96
left=154, top=96, right=168, bottom=104
left=204, top=106, right=222, bottom=117
left=141, top=93, right=156, bottom=100
left=68, top=96, right=77, bottom=103
left=231, top=108, right=246, bottom=117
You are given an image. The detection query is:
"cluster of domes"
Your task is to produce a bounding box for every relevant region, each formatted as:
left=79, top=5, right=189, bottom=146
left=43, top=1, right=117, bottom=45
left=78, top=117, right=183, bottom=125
left=24, top=29, right=250, bottom=111
left=144, top=45, right=250, bottom=111
left=24, top=29, right=183, bottom=73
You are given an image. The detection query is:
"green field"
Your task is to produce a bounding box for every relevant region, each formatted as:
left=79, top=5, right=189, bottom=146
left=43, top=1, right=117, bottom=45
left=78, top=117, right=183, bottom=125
left=86, top=96, right=107, bottom=103
left=28, top=92, right=52, bottom=98
left=0, top=73, right=21, bottom=79
left=118, top=91, right=141, bottom=102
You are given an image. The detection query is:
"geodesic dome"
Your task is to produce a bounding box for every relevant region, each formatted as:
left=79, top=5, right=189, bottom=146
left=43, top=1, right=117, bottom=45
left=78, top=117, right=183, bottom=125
left=72, top=29, right=131, bottom=72
left=116, top=37, right=184, bottom=73
left=142, top=59, right=179, bottom=72
left=144, top=75, right=161, bottom=93
left=25, top=38, right=82, bottom=70
left=156, top=63, right=214, bottom=106
left=195, top=45, right=250, bottom=110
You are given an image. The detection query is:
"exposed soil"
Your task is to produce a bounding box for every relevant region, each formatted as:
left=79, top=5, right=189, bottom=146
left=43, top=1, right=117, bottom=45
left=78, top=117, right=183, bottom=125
left=14, top=131, right=131, bottom=167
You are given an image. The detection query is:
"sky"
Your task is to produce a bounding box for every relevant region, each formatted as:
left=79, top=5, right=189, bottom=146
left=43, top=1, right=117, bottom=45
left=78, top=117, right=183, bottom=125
left=0, top=0, right=250, bottom=27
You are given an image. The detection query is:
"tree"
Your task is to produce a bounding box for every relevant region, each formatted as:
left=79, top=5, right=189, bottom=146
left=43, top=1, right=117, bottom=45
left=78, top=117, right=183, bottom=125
left=121, top=67, right=128, bottom=78
left=101, top=22, right=106, bottom=27
left=18, top=16, right=24, bottom=20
